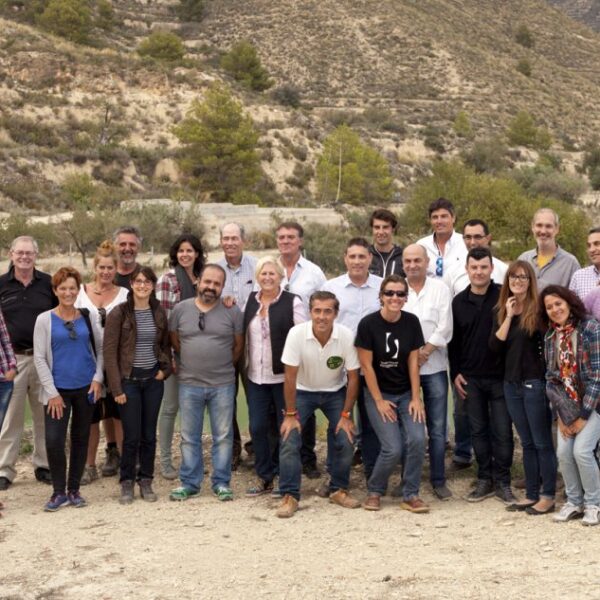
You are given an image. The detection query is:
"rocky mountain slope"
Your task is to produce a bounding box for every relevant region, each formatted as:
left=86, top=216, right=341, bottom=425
left=1, top=0, right=600, bottom=213
left=547, top=0, right=600, bottom=31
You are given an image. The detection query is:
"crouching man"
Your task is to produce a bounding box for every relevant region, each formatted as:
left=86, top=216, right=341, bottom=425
left=276, top=291, right=361, bottom=518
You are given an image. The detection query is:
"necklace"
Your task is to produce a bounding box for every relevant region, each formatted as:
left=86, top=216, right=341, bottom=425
left=91, top=283, right=115, bottom=295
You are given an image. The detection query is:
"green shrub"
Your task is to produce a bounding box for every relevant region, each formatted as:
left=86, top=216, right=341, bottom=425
left=176, top=0, right=204, bottom=21
left=220, top=40, right=272, bottom=91
left=137, top=31, right=185, bottom=62
left=590, top=167, right=600, bottom=191
left=302, top=223, right=349, bottom=277
left=271, top=85, right=301, bottom=108
left=36, top=0, right=92, bottom=44
left=96, top=0, right=116, bottom=31
left=512, top=166, right=586, bottom=204
left=0, top=115, right=61, bottom=147
left=506, top=111, right=552, bottom=150
left=453, top=111, right=472, bottom=138
left=462, top=136, right=510, bottom=174
left=516, top=58, right=532, bottom=77
left=515, top=24, right=534, bottom=48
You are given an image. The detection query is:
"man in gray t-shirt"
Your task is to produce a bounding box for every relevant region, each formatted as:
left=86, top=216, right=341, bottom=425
left=168, top=264, right=243, bottom=502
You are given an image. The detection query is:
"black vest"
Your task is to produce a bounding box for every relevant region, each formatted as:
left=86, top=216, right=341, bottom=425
left=243, top=291, right=297, bottom=375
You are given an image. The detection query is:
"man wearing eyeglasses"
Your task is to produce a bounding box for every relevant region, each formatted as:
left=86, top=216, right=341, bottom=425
left=402, top=244, right=454, bottom=500
left=417, top=198, right=467, bottom=280
left=168, top=264, right=244, bottom=502
left=445, top=219, right=507, bottom=296
left=0, top=236, right=56, bottom=490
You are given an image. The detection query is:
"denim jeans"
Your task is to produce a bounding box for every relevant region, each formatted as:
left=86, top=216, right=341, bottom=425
left=45, top=386, right=95, bottom=494
left=504, top=380, right=556, bottom=500
left=464, top=377, right=513, bottom=484
left=279, top=388, right=353, bottom=500
left=356, top=376, right=380, bottom=480
left=178, top=383, right=235, bottom=492
left=158, top=373, right=179, bottom=470
left=247, top=379, right=285, bottom=483
left=0, top=380, right=14, bottom=434
left=119, top=372, right=164, bottom=482
left=451, top=383, right=472, bottom=464
left=421, top=371, right=448, bottom=487
left=557, top=410, right=600, bottom=507
left=365, top=389, right=426, bottom=499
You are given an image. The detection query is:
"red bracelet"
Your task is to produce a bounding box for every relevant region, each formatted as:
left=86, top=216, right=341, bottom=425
left=340, top=410, right=352, bottom=419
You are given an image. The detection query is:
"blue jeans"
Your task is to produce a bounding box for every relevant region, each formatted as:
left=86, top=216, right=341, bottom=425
left=557, top=411, right=600, bottom=507
left=178, top=383, right=235, bottom=492
left=421, top=371, right=448, bottom=487
left=504, top=380, right=556, bottom=500
left=247, top=379, right=285, bottom=483
left=119, top=372, right=164, bottom=482
left=452, top=383, right=472, bottom=464
left=279, top=388, right=353, bottom=500
left=366, top=389, right=426, bottom=499
left=0, top=380, right=14, bottom=434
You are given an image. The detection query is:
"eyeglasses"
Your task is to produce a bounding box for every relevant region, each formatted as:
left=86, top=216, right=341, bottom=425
left=463, top=234, right=486, bottom=242
left=435, top=256, right=443, bottom=277
left=98, top=307, right=106, bottom=328
left=198, top=312, right=205, bottom=331
left=12, top=251, right=36, bottom=257
left=509, top=274, right=530, bottom=282
left=132, top=279, right=153, bottom=287
left=63, top=320, right=77, bottom=340
left=382, top=290, right=408, bottom=298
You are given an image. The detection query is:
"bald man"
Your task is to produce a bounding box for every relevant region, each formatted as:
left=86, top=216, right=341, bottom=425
left=402, top=244, right=453, bottom=500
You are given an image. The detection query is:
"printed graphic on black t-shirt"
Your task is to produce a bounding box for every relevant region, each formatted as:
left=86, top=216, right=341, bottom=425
left=355, top=311, right=424, bottom=395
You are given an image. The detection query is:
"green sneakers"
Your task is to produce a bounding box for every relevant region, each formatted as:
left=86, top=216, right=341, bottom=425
left=169, top=486, right=199, bottom=501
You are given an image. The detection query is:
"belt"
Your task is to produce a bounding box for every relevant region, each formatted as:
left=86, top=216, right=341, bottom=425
left=15, top=349, right=34, bottom=356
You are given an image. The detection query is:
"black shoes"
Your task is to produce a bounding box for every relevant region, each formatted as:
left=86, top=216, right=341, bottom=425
left=466, top=479, right=495, bottom=502
left=495, top=483, right=517, bottom=505
left=0, top=476, right=11, bottom=490
left=34, top=467, right=52, bottom=484
left=302, top=463, right=321, bottom=479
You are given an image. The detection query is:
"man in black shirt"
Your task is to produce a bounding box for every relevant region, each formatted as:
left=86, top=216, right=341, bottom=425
left=113, top=225, right=142, bottom=290
left=448, top=247, right=515, bottom=504
left=368, top=209, right=404, bottom=277
left=0, top=236, right=56, bottom=489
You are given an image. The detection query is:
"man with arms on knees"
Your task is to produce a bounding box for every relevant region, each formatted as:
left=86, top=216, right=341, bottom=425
left=113, top=225, right=142, bottom=291
left=168, top=264, right=243, bottom=502
left=0, top=236, right=55, bottom=490
left=368, top=209, right=404, bottom=277
left=518, top=208, right=579, bottom=290
left=402, top=244, right=453, bottom=500
left=217, top=222, right=258, bottom=467
left=417, top=198, right=467, bottom=280
left=276, top=221, right=326, bottom=479
left=322, top=237, right=383, bottom=481
left=448, top=248, right=515, bottom=504
left=276, top=291, right=361, bottom=518
left=570, top=227, right=600, bottom=301
left=444, top=218, right=507, bottom=471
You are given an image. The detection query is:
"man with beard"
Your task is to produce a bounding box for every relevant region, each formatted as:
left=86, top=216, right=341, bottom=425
left=168, top=265, right=244, bottom=502
left=113, top=226, right=142, bottom=291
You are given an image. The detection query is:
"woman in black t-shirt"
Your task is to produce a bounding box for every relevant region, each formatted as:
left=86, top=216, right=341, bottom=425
left=356, top=274, right=428, bottom=513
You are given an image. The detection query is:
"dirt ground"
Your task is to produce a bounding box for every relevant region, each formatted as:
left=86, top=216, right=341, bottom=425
left=1, top=436, right=599, bottom=600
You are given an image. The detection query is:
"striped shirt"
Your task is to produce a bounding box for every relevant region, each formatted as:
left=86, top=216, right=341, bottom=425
left=133, top=308, right=157, bottom=369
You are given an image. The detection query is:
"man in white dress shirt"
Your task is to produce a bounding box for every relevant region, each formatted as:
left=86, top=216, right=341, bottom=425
left=403, top=244, right=454, bottom=500
left=276, top=221, right=326, bottom=478
left=417, top=198, right=467, bottom=280
left=322, top=238, right=383, bottom=480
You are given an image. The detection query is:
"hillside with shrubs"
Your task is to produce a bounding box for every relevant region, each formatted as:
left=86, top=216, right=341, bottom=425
left=0, top=0, right=600, bottom=263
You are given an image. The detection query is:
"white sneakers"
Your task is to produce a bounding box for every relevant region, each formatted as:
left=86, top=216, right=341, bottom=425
left=554, top=502, right=600, bottom=526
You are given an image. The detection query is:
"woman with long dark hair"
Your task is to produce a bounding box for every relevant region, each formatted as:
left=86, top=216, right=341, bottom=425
left=156, top=234, right=205, bottom=479
left=104, top=266, right=172, bottom=504
left=540, top=285, right=600, bottom=526
left=34, top=267, right=103, bottom=511
left=492, top=260, right=556, bottom=515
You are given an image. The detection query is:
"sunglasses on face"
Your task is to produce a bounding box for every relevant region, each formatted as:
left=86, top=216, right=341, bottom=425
left=98, top=307, right=107, bottom=328
left=64, top=320, right=77, bottom=340
left=198, top=312, right=205, bottom=331
left=435, top=256, right=443, bottom=277
left=382, top=290, right=408, bottom=298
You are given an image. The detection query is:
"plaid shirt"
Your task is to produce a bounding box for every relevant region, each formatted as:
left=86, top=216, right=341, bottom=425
left=569, top=265, right=600, bottom=301
left=545, top=318, right=600, bottom=419
left=156, top=271, right=180, bottom=319
left=0, top=308, right=17, bottom=380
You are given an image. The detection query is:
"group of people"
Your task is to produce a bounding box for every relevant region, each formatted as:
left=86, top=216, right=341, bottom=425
left=0, top=199, right=599, bottom=526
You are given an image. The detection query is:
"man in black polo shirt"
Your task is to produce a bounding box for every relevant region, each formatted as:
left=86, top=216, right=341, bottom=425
left=0, top=236, right=56, bottom=489
left=448, top=247, right=515, bottom=504
left=113, top=225, right=142, bottom=290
